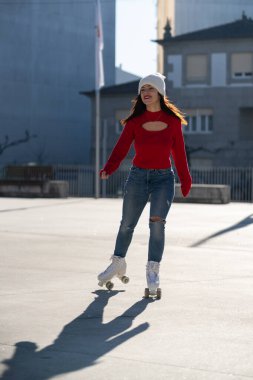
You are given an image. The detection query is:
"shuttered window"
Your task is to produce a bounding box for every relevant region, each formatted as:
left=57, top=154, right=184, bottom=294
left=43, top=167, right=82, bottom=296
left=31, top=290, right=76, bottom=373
left=186, top=55, right=208, bottom=82
left=231, top=53, right=253, bottom=78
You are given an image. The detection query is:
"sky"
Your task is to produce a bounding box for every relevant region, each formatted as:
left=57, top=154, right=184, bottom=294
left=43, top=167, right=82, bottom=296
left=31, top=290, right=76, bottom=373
left=116, top=0, right=157, bottom=77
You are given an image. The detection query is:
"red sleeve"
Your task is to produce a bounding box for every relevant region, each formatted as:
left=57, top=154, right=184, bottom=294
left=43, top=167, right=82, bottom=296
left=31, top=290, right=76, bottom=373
left=100, top=120, right=135, bottom=176
left=171, top=119, right=192, bottom=197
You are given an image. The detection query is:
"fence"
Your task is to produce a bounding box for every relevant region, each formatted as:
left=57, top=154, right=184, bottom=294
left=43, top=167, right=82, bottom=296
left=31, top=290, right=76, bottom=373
left=190, top=167, right=253, bottom=202
left=1, top=165, right=252, bottom=202
left=53, top=165, right=94, bottom=197
left=53, top=165, right=253, bottom=202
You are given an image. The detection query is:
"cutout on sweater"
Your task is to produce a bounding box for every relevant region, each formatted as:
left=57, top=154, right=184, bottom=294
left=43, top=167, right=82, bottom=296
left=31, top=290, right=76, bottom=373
left=142, top=121, right=168, bottom=131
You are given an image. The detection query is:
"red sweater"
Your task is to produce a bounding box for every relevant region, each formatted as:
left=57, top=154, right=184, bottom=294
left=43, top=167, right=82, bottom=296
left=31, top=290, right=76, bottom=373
left=101, top=110, right=192, bottom=196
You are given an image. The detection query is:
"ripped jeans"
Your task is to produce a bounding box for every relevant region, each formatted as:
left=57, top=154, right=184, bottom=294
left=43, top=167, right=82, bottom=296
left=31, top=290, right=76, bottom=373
left=113, top=166, right=175, bottom=263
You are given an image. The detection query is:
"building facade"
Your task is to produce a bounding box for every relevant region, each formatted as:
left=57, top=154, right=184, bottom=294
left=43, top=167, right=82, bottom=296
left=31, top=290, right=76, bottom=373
left=157, top=0, right=253, bottom=73
left=159, top=15, right=253, bottom=168
left=0, top=0, right=115, bottom=166
left=86, top=16, right=253, bottom=170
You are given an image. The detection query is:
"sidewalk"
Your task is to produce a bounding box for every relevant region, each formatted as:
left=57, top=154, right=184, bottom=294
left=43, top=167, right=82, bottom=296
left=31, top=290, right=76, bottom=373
left=0, top=197, right=253, bottom=380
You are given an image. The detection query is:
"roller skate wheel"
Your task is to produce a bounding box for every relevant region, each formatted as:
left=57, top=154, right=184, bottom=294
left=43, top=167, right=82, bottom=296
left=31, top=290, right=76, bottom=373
left=121, top=276, right=129, bottom=284
left=106, top=281, right=114, bottom=291
left=144, top=288, right=150, bottom=298
left=157, top=288, right=162, bottom=299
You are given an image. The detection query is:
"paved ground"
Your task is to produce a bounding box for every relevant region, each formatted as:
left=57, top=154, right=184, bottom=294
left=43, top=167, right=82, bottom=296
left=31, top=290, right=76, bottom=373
left=0, top=197, right=253, bottom=380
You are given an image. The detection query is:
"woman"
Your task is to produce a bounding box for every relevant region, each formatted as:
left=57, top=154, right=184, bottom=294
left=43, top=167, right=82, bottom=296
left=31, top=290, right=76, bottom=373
left=97, top=73, right=192, bottom=298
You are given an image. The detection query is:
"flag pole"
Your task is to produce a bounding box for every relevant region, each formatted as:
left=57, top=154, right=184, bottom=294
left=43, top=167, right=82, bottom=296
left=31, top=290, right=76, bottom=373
left=94, top=0, right=104, bottom=199
left=95, top=86, right=100, bottom=199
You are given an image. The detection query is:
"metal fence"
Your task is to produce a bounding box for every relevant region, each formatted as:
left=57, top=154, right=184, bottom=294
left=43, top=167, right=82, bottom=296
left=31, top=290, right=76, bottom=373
left=1, top=165, right=252, bottom=202
left=53, top=165, right=95, bottom=197
left=190, top=167, right=253, bottom=202
left=53, top=165, right=253, bottom=202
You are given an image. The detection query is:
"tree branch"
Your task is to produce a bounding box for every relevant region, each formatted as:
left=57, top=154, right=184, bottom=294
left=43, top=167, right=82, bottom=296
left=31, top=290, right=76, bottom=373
left=0, top=130, right=37, bottom=156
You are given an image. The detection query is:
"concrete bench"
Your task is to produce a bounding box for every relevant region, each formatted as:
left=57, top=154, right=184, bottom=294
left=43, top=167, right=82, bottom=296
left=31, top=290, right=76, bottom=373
left=0, top=166, right=69, bottom=198
left=174, top=184, right=231, bottom=204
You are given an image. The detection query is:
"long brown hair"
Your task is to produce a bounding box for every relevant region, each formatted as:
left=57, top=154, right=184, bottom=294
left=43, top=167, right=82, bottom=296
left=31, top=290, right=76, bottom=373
left=121, top=94, right=187, bottom=126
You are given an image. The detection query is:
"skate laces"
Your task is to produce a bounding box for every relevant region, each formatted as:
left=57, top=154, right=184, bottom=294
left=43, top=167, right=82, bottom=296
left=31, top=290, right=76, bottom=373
left=101, top=255, right=119, bottom=276
left=111, top=255, right=124, bottom=264
left=146, top=261, right=160, bottom=273
left=146, top=261, right=160, bottom=287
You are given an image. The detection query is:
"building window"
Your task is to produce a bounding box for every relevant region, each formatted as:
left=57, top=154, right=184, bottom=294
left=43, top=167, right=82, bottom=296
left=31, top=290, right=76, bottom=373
left=239, top=108, right=253, bottom=140
left=115, top=110, right=129, bottom=134
left=231, top=53, right=253, bottom=79
left=186, top=54, right=208, bottom=83
left=184, top=109, right=213, bottom=134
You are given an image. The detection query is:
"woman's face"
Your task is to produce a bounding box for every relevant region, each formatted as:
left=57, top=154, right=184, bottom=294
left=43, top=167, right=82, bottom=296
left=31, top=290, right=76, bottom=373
left=140, top=85, right=160, bottom=107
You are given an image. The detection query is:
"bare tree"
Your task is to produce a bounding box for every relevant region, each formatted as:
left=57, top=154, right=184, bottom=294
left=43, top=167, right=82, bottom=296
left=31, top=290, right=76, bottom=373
left=0, top=130, right=37, bottom=157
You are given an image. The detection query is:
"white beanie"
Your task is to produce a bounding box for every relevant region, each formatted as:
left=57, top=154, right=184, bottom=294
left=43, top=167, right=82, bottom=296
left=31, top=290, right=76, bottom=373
left=138, top=73, right=166, bottom=96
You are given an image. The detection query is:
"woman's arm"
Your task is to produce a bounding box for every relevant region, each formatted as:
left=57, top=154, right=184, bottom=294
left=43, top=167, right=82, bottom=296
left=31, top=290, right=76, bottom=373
left=100, top=120, right=135, bottom=176
left=171, top=119, right=192, bottom=197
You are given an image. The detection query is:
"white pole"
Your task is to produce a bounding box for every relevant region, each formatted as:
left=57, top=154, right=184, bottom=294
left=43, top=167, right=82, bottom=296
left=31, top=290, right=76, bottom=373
left=94, top=0, right=104, bottom=199
left=102, top=119, right=107, bottom=197
left=95, top=88, right=100, bottom=199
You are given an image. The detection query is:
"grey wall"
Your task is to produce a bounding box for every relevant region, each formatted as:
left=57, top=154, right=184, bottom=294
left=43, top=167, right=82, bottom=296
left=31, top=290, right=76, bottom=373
left=163, top=36, right=253, bottom=167
left=0, top=0, right=115, bottom=165
left=173, top=0, right=253, bottom=35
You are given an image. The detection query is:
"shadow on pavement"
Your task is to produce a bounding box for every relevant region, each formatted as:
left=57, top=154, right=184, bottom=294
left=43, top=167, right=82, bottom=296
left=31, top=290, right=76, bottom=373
left=191, top=214, right=253, bottom=248
left=1, top=290, right=152, bottom=380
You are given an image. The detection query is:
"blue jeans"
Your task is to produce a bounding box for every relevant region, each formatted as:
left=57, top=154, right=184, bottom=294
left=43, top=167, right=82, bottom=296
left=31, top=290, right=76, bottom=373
left=114, top=166, right=175, bottom=263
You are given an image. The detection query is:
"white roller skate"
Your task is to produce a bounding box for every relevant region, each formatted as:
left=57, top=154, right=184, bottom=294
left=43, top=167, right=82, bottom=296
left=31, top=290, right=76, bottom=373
left=144, top=261, right=161, bottom=299
left=97, top=255, right=129, bottom=290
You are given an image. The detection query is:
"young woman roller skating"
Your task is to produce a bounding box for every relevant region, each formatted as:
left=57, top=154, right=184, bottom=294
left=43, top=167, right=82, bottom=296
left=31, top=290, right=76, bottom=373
left=98, top=73, right=192, bottom=298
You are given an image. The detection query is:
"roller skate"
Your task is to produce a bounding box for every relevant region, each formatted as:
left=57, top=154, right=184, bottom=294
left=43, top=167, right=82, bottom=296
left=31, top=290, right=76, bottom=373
left=144, top=261, right=161, bottom=299
left=97, top=255, right=129, bottom=290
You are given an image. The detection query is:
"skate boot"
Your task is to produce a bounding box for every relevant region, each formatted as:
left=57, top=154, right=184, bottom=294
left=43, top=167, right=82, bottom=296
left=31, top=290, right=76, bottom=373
left=144, top=261, right=161, bottom=299
left=97, top=255, right=129, bottom=290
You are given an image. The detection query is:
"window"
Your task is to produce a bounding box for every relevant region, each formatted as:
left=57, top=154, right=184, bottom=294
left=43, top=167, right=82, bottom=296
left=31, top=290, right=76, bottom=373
left=186, top=54, right=208, bottom=83
left=231, top=53, right=253, bottom=79
left=184, top=109, right=213, bottom=134
left=239, top=108, right=253, bottom=140
left=115, top=110, right=129, bottom=134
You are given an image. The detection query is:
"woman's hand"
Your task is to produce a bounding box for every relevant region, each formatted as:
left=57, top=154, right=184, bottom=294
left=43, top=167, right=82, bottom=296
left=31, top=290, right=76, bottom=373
left=100, top=171, right=109, bottom=180
left=181, top=177, right=192, bottom=197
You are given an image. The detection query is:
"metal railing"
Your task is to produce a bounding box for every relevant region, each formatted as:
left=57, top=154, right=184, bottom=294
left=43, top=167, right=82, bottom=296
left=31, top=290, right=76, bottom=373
left=53, top=165, right=94, bottom=197
left=190, top=167, right=253, bottom=202
left=1, top=165, right=252, bottom=202
left=53, top=165, right=253, bottom=202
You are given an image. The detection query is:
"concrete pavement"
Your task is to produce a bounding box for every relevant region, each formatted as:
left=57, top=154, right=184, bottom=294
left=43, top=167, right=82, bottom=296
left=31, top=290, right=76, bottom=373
left=0, top=197, right=253, bottom=380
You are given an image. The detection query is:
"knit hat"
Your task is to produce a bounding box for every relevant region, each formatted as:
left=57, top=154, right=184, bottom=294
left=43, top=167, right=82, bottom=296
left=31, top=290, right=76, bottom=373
left=138, top=73, right=166, bottom=96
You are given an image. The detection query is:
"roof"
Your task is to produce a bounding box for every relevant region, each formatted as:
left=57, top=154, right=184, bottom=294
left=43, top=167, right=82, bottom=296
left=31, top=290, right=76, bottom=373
left=156, top=14, right=253, bottom=44
left=80, top=80, right=139, bottom=97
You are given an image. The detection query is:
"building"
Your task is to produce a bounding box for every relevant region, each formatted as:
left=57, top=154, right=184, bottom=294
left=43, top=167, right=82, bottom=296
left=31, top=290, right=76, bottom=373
left=158, top=14, right=253, bottom=168
left=115, top=65, right=140, bottom=85
left=82, top=81, right=138, bottom=171
left=157, top=0, right=253, bottom=73
left=85, top=15, right=253, bottom=170
left=0, top=0, right=115, bottom=166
